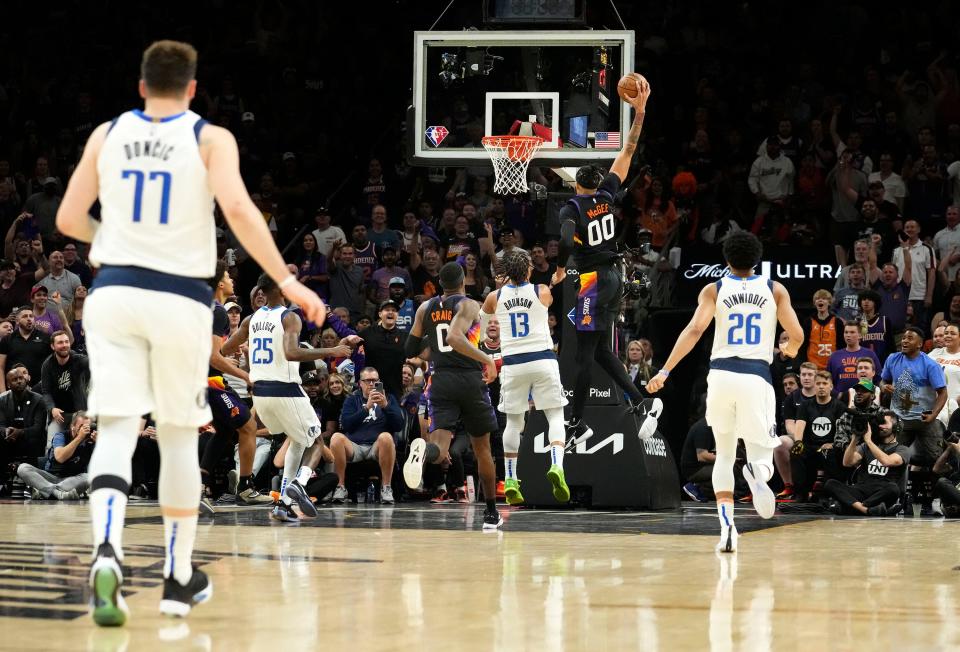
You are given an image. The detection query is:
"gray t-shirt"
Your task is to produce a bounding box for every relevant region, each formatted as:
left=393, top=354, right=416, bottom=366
left=828, top=168, right=868, bottom=222
left=328, top=264, right=366, bottom=320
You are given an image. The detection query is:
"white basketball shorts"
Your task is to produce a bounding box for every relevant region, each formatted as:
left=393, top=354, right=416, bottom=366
left=84, top=284, right=213, bottom=427
left=705, top=369, right=779, bottom=449
left=253, top=388, right=322, bottom=446
left=499, top=356, right=568, bottom=414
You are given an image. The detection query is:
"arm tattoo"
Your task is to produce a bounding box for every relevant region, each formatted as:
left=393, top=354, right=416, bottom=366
left=627, top=111, right=646, bottom=146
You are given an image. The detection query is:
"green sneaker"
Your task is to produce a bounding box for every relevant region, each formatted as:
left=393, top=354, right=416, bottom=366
left=546, top=465, right=570, bottom=503
left=90, top=544, right=128, bottom=627
left=504, top=478, right=525, bottom=505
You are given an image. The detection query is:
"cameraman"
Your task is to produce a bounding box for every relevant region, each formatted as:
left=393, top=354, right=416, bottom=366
left=824, top=411, right=910, bottom=515
left=833, top=379, right=885, bottom=480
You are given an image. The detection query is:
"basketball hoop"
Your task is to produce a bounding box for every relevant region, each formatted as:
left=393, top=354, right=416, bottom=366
left=481, top=135, right=543, bottom=195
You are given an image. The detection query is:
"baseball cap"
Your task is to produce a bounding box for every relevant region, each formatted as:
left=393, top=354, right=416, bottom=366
left=854, top=378, right=876, bottom=393
left=42, top=177, right=57, bottom=186
left=378, top=299, right=400, bottom=312
left=223, top=301, right=241, bottom=313
left=301, top=370, right=321, bottom=384
left=389, top=276, right=406, bottom=287
left=315, top=205, right=330, bottom=215
left=282, top=152, right=296, bottom=161
left=30, top=285, right=47, bottom=298
left=241, top=112, right=255, bottom=122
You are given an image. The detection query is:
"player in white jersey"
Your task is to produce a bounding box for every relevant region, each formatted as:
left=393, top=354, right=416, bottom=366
left=222, top=273, right=354, bottom=522
left=480, top=249, right=569, bottom=504
left=647, top=232, right=803, bottom=553
left=55, top=41, right=325, bottom=626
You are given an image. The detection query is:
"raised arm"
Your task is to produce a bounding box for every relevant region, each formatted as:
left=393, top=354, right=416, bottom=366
left=646, top=283, right=717, bottom=393
left=609, top=74, right=651, bottom=183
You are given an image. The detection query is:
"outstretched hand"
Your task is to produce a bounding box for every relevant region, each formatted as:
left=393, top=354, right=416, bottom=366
left=282, top=279, right=326, bottom=325
left=629, top=74, right=651, bottom=112
left=550, top=266, right=565, bottom=288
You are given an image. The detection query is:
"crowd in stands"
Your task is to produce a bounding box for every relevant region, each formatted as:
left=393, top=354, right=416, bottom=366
left=5, top=2, right=960, bottom=513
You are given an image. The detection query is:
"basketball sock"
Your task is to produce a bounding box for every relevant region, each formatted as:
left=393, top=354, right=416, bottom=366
left=425, top=442, right=441, bottom=464
left=544, top=407, right=566, bottom=468
left=156, top=423, right=202, bottom=585
left=296, top=466, right=312, bottom=486
left=87, top=415, right=140, bottom=560
left=282, top=439, right=307, bottom=505
left=717, top=501, right=734, bottom=528
left=505, top=457, right=518, bottom=480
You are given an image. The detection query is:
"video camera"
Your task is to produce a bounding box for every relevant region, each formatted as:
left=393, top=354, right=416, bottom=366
left=844, top=407, right=883, bottom=439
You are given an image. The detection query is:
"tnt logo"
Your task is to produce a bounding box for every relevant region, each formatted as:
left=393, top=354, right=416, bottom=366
left=425, top=126, right=449, bottom=147
left=812, top=417, right=833, bottom=437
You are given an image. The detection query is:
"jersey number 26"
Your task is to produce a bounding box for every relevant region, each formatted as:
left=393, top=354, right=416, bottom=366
left=727, top=313, right=761, bottom=345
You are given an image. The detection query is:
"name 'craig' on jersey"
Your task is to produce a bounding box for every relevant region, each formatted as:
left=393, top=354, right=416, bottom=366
left=248, top=307, right=300, bottom=384
left=711, top=274, right=777, bottom=364
left=425, top=295, right=483, bottom=371
left=94, top=109, right=217, bottom=278
left=495, top=282, right=552, bottom=356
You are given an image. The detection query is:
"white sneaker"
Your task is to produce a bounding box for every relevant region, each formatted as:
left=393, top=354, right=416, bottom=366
left=716, top=525, right=738, bottom=553
left=332, top=485, right=348, bottom=504
left=381, top=485, right=394, bottom=504
left=635, top=398, right=663, bottom=440
left=742, top=463, right=776, bottom=519
left=403, top=439, right=427, bottom=489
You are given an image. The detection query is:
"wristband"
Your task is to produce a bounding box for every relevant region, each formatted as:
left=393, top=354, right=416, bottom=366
left=659, top=369, right=670, bottom=377
left=278, top=275, right=296, bottom=290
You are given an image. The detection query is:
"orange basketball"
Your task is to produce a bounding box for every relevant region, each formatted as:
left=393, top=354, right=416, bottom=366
left=617, top=74, right=639, bottom=101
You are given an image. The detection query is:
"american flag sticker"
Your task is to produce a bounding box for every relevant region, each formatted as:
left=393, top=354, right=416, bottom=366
left=425, top=126, right=449, bottom=147
left=594, top=132, right=621, bottom=149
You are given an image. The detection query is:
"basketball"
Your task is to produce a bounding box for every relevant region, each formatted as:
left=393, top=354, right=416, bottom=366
left=617, top=73, right=640, bottom=101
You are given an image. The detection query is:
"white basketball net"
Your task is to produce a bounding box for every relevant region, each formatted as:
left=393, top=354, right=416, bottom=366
left=481, top=136, right=543, bottom=195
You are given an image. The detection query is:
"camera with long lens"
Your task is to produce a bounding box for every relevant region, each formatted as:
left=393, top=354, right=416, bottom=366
left=845, top=407, right=881, bottom=438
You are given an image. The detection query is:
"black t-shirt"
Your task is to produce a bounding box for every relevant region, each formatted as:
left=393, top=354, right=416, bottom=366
left=0, top=328, right=51, bottom=382
left=209, top=303, right=229, bottom=377
left=529, top=263, right=557, bottom=287
left=782, top=388, right=815, bottom=424
left=0, top=273, right=36, bottom=318
left=680, top=418, right=715, bottom=479
left=560, top=172, right=622, bottom=270
left=412, top=267, right=441, bottom=300
left=856, top=441, right=911, bottom=486
left=320, top=393, right=346, bottom=427
left=796, top=397, right=845, bottom=447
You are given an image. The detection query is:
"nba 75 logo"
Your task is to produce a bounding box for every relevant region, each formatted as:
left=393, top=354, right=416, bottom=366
left=425, top=126, right=449, bottom=147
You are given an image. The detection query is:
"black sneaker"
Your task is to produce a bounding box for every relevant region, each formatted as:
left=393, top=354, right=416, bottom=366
left=482, top=508, right=503, bottom=531
left=90, top=542, right=129, bottom=627
left=867, top=504, right=888, bottom=516
left=564, top=419, right=593, bottom=446
left=159, top=568, right=213, bottom=617
left=284, top=479, right=318, bottom=517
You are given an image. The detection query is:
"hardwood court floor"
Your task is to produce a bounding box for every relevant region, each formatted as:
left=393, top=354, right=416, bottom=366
left=0, top=500, right=958, bottom=652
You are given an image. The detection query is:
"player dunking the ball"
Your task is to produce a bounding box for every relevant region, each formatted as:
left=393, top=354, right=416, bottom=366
left=55, top=41, right=325, bottom=625
left=480, top=249, right=569, bottom=505
left=402, top=262, right=503, bottom=529
left=646, top=232, right=804, bottom=553
left=556, top=73, right=661, bottom=443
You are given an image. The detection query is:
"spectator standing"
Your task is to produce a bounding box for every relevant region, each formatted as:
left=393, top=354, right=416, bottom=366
left=410, top=248, right=442, bottom=303
left=747, top=138, right=794, bottom=223
left=360, top=159, right=388, bottom=217
left=62, top=243, right=92, bottom=287
left=832, top=264, right=869, bottom=323
left=443, top=215, right=482, bottom=263
left=329, top=367, right=403, bottom=504
left=868, top=152, right=907, bottom=210
left=369, top=246, right=411, bottom=303
left=873, top=261, right=911, bottom=336
left=367, top=205, right=401, bottom=251
left=827, top=323, right=881, bottom=394
left=0, top=308, right=51, bottom=392
left=827, top=149, right=869, bottom=266
left=837, top=240, right=881, bottom=291
left=360, top=300, right=407, bottom=400
left=328, top=242, right=367, bottom=322
left=22, top=178, right=62, bottom=243
left=881, top=326, right=947, bottom=466
left=858, top=290, right=894, bottom=361
left=462, top=252, right=491, bottom=301
left=0, top=258, right=46, bottom=318
left=804, top=290, right=840, bottom=370
left=350, top=225, right=379, bottom=281
left=892, top=220, right=936, bottom=331
left=40, top=330, right=88, bottom=443
left=310, top=207, right=346, bottom=259
left=934, top=206, right=960, bottom=287
left=905, top=144, right=948, bottom=227
left=929, top=322, right=960, bottom=428
left=528, top=244, right=556, bottom=286
left=388, top=278, right=416, bottom=333
left=294, top=232, right=329, bottom=300
left=0, top=366, right=47, bottom=469
left=37, top=250, right=82, bottom=303
left=17, top=411, right=94, bottom=500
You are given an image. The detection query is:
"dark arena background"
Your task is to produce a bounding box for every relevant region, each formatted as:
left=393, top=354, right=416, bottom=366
left=1, top=1, right=960, bottom=650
